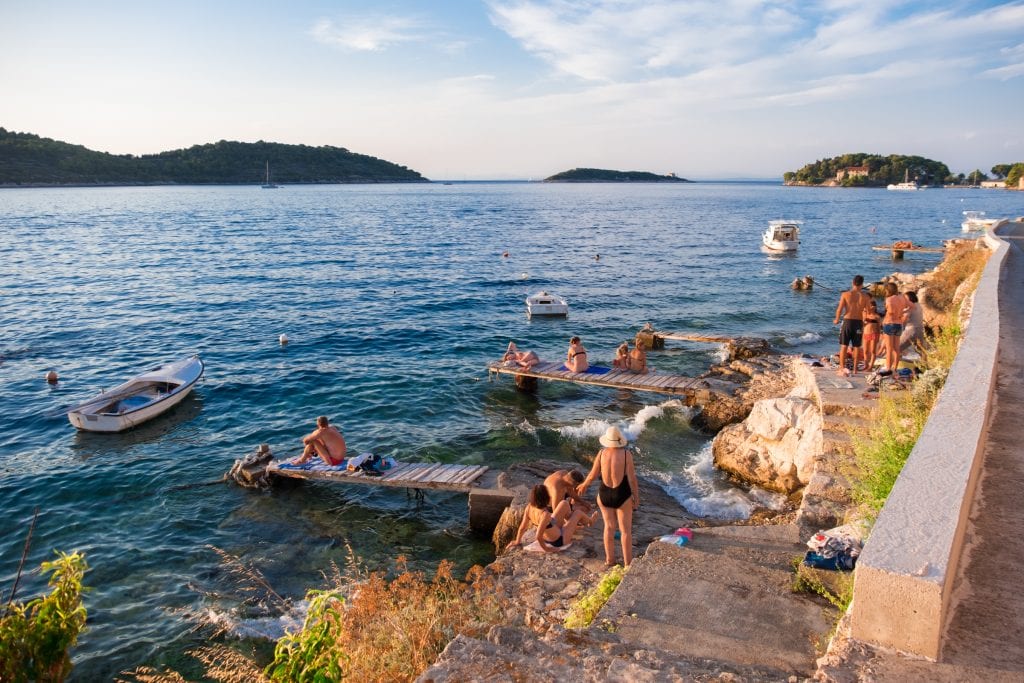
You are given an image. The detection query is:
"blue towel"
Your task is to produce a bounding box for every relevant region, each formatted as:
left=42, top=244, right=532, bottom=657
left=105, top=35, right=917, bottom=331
left=559, top=365, right=611, bottom=375
left=278, top=460, right=347, bottom=471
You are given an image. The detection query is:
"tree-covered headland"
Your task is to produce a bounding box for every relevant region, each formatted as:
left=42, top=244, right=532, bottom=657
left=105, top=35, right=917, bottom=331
left=0, top=128, right=428, bottom=185
left=783, top=154, right=951, bottom=187
left=545, top=168, right=690, bottom=182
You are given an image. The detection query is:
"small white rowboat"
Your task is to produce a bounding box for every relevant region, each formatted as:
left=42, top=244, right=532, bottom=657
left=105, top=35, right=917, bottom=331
left=526, top=291, right=569, bottom=317
left=67, top=355, right=204, bottom=432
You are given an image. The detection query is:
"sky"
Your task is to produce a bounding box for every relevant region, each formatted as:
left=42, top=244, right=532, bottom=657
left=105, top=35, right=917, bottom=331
left=1, top=0, right=1023, bottom=180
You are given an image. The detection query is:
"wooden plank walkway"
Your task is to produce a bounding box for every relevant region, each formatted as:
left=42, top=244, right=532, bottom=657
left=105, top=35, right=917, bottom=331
left=647, top=332, right=734, bottom=343
left=267, top=460, right=489, bottom=493
left=487, top=360, right=699, bottom=396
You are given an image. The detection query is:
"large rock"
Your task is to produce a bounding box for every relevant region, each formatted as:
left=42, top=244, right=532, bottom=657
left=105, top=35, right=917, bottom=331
left=712, top=395, right=823, bottom=493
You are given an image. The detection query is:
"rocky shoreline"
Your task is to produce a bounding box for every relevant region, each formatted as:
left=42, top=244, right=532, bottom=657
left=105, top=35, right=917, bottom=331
left=421, top=241, right=994, bottom=681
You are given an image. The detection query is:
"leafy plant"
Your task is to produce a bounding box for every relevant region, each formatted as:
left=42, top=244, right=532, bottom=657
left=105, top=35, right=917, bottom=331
left=0, top=551, right=89, bottom=683
left=564, top=564, right=626, bottom=629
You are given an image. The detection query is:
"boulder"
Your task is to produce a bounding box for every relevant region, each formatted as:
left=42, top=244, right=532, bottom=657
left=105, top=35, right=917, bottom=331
left=712, top=395, right=822, bottom=493
left=228, top=444, right=274, bottom=489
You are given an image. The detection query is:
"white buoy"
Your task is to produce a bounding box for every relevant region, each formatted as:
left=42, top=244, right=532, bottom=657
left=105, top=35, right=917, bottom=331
left=521, top=272, right=528, bottom=279
left=45, top=370, right=59, bottom=383
left=279, top=334, right=289, bottom=345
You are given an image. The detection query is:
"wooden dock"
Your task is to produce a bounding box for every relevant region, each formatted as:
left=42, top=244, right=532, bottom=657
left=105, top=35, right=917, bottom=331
left=268, top=460, right=490, bottom=493
left=487, top=360, right=699, bottom=396
left=872, top=243, right=945, bottom=259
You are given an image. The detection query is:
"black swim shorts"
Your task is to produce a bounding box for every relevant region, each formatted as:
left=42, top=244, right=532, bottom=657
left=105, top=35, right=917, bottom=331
left=839, top=319, right=864, bottom=348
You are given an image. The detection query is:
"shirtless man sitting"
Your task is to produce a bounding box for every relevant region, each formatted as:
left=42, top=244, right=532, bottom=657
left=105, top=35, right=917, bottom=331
left=293, top=416, right=347, bottom=466
left=544, top=469, right=593, bottom=516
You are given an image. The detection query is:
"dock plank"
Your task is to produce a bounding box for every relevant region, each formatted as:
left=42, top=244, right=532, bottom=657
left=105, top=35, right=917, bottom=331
left=267, top=460, right=489, bottom=493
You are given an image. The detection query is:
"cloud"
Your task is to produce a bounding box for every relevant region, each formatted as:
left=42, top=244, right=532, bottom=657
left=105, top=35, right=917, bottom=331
left=309, top=15, right=426, bottom=51
left=485, top=0, right=1024, bottom=107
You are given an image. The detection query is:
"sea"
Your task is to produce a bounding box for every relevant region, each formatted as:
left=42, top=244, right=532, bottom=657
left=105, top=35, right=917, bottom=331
left=1, top=181, right=1021, bottom=677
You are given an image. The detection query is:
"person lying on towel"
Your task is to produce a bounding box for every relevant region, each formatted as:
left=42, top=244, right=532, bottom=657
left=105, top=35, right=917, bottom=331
left=291, top=415, right=347, bottom=466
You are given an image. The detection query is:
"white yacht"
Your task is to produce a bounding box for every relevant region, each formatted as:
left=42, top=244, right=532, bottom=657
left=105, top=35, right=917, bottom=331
left=762, top=220, right=801, bottom=252
left=887, top=169, right=924, bottom=191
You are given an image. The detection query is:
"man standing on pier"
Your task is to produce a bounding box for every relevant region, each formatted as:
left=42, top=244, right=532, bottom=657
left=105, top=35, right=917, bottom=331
left=834, top=275, right=870, bottom=375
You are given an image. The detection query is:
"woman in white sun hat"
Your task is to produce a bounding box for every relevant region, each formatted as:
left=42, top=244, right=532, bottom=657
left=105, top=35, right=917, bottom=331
left=577, top=425, right=639, bottom=567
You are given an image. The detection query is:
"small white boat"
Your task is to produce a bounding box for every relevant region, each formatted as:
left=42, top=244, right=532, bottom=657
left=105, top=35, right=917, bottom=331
left=526, top=291, right=568, bottom=317
left=67, top=355, right=204, bottom=432
left=961, top=210, right=998, bottom=232
left=762, top=220, right=801, bottom=251
left=887, top=169, right=924, bottom=191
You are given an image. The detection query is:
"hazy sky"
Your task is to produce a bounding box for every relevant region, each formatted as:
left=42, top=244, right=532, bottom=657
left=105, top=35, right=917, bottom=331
left=2, top=1, right=1023, bottom=179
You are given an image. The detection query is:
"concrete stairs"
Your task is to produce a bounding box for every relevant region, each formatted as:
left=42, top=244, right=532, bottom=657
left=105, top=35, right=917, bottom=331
left=595, top=524, right=836, bottom=679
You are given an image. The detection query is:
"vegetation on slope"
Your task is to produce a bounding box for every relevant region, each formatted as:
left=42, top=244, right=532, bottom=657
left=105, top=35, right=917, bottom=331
left=545, top=167, right=689, bottom=182
left=783, top=153, right=950, bottom=187
left=0, top=128, right=427, bottom=185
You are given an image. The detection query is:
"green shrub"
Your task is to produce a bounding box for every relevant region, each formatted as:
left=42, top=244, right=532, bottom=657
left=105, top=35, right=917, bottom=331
left=0, top=551, right=89, bottom=683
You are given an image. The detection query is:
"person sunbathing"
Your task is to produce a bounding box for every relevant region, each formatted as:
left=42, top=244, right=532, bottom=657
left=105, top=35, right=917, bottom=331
left=292, top=415, right=347, bottom=466
left=628, top=340, right=648, bottom=374
left=503, top=342, right=540, bottom=370
left=566, top=336, right=589, bottom=372
left=612, top=342, right=630, bottom=369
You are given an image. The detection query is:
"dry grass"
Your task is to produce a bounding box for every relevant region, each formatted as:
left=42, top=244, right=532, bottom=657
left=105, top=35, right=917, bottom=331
left=923, top=241, right=990, bottom=312
left=268, top=557, right=504, bottom=682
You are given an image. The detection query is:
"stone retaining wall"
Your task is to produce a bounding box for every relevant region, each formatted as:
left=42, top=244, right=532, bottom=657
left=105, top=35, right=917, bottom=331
left=849, top=224, right=1009, bottom=658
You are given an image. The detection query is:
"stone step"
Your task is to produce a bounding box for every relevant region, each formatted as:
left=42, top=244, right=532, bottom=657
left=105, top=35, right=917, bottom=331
left=822, top=427, right=855, bottom=456
left=821, top=413, right=871, bottom=432
left=596, top=534, right=836, bottom=676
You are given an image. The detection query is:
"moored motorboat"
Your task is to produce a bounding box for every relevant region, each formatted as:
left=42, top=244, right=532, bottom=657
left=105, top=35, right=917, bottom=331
left=762, top=220, right=801, bottom=251
left=526, top=291, right=569, bottom=317
left=961, top=210, right=998, bottom=232
left=67, top=355, right=204, bottom=432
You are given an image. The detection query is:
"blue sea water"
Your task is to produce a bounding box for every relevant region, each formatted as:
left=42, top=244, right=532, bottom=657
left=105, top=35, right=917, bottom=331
left=1, top=182, right=1021, bottom=677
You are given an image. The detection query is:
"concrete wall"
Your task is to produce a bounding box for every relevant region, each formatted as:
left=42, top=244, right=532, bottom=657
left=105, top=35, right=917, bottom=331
left=849, top=225, right=1010, bottom=658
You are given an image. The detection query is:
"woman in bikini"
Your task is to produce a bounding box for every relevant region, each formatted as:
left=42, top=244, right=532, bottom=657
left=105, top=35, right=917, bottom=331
left=566, top=336, right=589, bottom=373
left=882, top=282, right=911, bottom=373
left=577, top=426, right=640, bottom=567
left=503, top=341, right=540, bottom=370
left=506, top=484, right=594, bottom=554
left=862, top=299, right=881, bottom=371
left=612, top=342, right=630, bottom=369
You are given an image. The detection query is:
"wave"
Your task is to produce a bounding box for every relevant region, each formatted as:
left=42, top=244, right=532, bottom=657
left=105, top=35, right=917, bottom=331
left=780, top=331, right=823, bottom=346
left=191, top=600, right=309, bottom=641
left=651, top=444, right=786, bottom=520
left=556, top=399, right=693, bottom=443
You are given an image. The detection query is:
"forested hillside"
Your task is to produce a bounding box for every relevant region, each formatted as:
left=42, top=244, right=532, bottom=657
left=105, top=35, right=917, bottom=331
left=783, top=153, right=950, bottom=186
left=0, top=129, right=427, bottom=185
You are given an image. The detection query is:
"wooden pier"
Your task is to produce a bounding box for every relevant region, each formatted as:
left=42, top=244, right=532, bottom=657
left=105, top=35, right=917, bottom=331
left=487, top=360, right=699, bottom=396
left=872, top=243, right=945, bottom=260
left=268, top=460, right=490, bottom=492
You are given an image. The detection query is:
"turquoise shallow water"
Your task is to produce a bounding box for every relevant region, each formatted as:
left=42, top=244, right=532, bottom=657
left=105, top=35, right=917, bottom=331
left=1, top=182, right=1021, bottom=676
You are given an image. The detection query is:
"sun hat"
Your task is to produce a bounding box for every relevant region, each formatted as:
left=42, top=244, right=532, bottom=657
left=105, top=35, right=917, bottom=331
left=599, top=426, right=628, bottom=448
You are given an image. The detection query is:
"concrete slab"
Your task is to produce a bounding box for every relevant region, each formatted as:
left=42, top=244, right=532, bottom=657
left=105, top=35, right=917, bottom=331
left=598, top=532, right=835, bottom=676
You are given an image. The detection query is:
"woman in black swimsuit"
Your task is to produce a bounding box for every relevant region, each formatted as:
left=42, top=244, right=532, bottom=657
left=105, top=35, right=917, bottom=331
left=506, top=484, right=593, bottom=554
left=577, top=426, right=640, bottom=567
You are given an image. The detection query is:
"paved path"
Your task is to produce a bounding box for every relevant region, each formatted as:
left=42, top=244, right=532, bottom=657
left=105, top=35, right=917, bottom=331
left=942, top=220, right=1024, bottom=671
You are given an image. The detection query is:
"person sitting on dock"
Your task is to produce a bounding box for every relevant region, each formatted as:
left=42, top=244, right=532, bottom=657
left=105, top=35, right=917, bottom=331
left=628, top=339, right=648, bottom=374
left=544, top=469, right=593, bottom=516
left=506, top=484, right=594, bottom=553
left=292, top=416, right=347, bottom=466
left=565, top=336, right=589, bottom=372
left=503, top=342, right=540, bottom=370
left=612, top=342, right=630, bottom=369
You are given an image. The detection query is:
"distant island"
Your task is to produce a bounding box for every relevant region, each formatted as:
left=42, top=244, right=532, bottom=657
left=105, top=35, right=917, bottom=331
left=783, top=153, right=952, bottom=187
left=0, top=128, right=428, bottom=186
left=544, top=168, right=690, bottom=183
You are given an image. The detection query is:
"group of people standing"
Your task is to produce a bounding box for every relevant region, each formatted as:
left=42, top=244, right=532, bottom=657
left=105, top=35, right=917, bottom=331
left=507, top=426, right=640, bottom=567
left=834, top=275, right=925, bottom=375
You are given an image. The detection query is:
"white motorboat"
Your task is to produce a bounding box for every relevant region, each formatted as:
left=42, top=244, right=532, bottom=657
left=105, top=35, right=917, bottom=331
left=67, top=355, right=204, bottom=432
left=526, top=291, right=569, bottom=317
left=762, top=220, right=801, bottom=251
left=961, top=210, right=998, bottom=232
left=887, top=169, right=924, bottom=191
